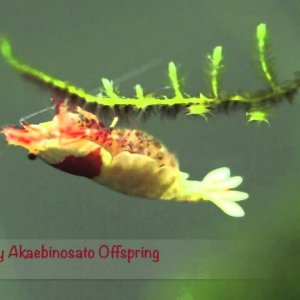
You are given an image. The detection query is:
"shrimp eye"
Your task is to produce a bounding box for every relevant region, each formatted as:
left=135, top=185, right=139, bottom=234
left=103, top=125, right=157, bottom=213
left=27, top=153, right=37, bottom=161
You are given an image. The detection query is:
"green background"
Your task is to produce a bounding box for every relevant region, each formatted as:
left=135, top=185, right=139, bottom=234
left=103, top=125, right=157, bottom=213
left=0, top=0, right=299, bottom=299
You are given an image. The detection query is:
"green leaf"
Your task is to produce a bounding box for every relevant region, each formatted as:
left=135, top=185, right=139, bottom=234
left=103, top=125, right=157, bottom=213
left=187, top=104, right=210, bottom=118
left=208, top=46, right=223, bottom=98
left=246, top=109, right=270, bottom=123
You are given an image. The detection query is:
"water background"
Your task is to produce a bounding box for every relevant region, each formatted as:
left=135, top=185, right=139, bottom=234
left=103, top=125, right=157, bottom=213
left=0, top=0, right=299, bottom=299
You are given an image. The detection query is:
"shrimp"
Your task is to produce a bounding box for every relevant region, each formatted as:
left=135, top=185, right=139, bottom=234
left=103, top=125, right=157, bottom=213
left=2, top=101, right=248, bottom=217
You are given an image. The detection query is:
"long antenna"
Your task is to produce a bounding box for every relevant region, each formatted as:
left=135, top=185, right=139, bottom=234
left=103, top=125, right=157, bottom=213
left=19, top=105, right=54, bottom=126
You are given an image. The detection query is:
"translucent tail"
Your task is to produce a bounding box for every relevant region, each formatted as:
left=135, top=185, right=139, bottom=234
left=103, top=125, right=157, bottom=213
left=198, top=167, right=249, bottom=217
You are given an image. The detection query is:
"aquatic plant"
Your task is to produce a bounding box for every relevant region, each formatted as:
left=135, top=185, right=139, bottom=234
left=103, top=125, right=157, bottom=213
left=0, top=23, right=299, bottom=123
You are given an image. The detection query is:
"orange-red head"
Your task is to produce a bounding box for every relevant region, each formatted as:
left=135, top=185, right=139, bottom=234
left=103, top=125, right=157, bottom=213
left=2, top=103, right=109, bottom=178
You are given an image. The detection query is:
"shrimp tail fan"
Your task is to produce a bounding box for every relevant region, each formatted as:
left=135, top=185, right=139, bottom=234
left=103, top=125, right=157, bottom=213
left=197, top=167, right=249, bottom=217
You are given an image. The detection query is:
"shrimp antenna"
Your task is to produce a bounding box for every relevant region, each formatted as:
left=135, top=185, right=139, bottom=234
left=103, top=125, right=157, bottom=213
left=19, top=105, right=54, bottom=126
left=91, top=57, right=164, bottom=96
